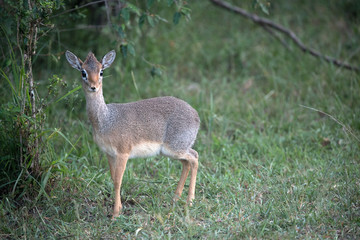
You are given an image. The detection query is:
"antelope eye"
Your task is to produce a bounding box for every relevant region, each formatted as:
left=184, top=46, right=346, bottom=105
left=81, top=70, right=86, bottom=78
left=100, top=70, right=103, bottom=77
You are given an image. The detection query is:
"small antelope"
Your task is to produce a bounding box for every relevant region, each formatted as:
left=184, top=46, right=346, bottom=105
left=65, top=50, right=200, bottom=218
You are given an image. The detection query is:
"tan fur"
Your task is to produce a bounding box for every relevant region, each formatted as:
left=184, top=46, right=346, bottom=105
left=65, top=50, right=200, bottom=219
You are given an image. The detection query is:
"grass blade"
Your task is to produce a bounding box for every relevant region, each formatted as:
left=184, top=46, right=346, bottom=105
left=55, top=85, right=81, bottom=104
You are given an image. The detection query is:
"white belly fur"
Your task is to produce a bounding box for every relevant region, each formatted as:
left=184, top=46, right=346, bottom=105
left=129, top=142, right=162, bottom=159
left=94, top=133, right=162, bottom=159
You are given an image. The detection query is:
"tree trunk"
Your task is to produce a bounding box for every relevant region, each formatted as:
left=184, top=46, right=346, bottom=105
left=25, top=1, right=40, bottom=175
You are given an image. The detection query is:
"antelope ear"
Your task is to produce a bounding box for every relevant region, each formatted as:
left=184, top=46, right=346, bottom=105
left=65, top=50, right=83, bottom=71
left=101, top=50, right=116, bottom=70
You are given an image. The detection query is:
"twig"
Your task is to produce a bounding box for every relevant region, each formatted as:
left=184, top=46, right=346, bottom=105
left=51, top=0, right=106, bottom=18
left=262, top=25, right=290, bottom=50
left=210, top=0, right=360, bottom=72
left=58, top=25, right=108, bottom=32
left=104, top=0, right=112, bottom=27
left=300, top=105, right=360, bottom=143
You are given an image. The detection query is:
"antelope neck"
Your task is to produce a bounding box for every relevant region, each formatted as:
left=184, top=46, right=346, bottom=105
left=84, top=87, right=109, bottom=132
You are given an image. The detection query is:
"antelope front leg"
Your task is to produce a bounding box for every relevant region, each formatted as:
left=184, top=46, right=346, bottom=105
left=107, top=154, right=115, bottom=182
left=112, top=154, right=129, bottom=219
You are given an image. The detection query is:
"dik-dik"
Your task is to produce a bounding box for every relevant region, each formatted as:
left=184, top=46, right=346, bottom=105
left=65, top=50, right=200, bottom=218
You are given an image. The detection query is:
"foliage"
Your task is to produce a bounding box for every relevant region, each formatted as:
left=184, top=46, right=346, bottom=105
left=102, top=0, right=191, bottom=63
left=0, top=35, right=70, bottom=197
left=0, top=0, right=65, bottom=179
left=0, top=0, right=63, bottom=52
left=253, top=0, right=271, bottom=15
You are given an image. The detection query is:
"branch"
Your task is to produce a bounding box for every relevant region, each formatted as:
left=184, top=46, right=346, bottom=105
left=58, top=24, right=108, bottom=32
left=262, top=25, right=290, bottom=50
left=210, top=0, right=360, bottom=72
left=104, top=0, right=112, bottom=27
left=51, top=0, right=106, bottom=19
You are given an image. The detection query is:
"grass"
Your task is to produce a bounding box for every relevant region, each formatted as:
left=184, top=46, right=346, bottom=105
left=1, top=0, right=360, bottom=239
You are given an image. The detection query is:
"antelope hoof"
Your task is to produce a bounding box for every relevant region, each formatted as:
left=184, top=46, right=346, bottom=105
left=187, top=197, right=194, bottom=207
left=173, top=194, right=181, bottom=203
left=112, top=211, right=119, bottom=220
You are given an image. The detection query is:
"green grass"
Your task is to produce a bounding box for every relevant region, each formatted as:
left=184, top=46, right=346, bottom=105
left=1, top=0, right=360, bottom=239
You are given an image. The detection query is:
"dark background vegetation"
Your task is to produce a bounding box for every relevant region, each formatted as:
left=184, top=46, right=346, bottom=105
left=1, top=0, right=360, bottom=238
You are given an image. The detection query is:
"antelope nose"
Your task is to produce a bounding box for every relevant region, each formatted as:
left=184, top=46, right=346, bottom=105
left=91, top=87, right=96, bottom=91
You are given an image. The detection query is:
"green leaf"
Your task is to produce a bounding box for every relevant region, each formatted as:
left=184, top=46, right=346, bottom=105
left=150, top=66, right=162, bottom=77
left=5, top=59, right=11, bottom=67
left=180, top=7, right=192, bottom=21
left=121, top=44, right=128, bottom=58
left=155, top=14, right=168, bottom=23
left=259, top=2, right=269, bottom=15
left=173, top=12, right=181, bottom=25
left=139, top=14, right=146, bottom=28
left=117, top=26, right=126, bottom=38
left=253, top=0, right=270, bottom=15
left=55, top=0, right=62, bottom=9
left=51, top=54, right=58, bottom=63
left=167, top=0, right=174, bottom=6
left=1, top=69, right=17, bottom=98
left=147, top=15, right=155, bottom=27
left=128, top=43, right=136, bottom=56
left=147, top=0, right=154, bottom=9
left=127, top=3, right=141, bottom=16
left=121, top=7, right=130, bottom=22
